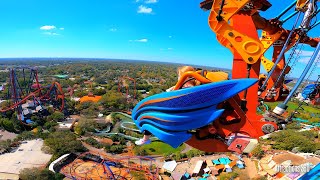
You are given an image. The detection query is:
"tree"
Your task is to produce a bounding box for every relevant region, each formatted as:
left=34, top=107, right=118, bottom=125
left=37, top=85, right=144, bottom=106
left=148, top=88, right=163, bottom=96
left=1, top=118, right=15, bottom=132
left=105, top=144, right=111, bottom=152
left=174, top=152, right=182, bottom=161
left=251, top=144, right=265, bottom=159
left=187, top=150, right=195, bottom=158
left=74, top=118, right=98, bottom=135
left=76, top=102, right=99, bottom=117
left=134, top=146, right=148, bottom=156
left=0, top=139, right=12, bottom=152
left=85, top=137, right=103, bottom=149
left=47, top=111, right=65, bottom=122
left=270, top=130, right=319, bottom=153
left=93, top=88, right=107, bottom=96
left=19, top=167, right=64, bottom=180
left=44, top=131, right=87, bottom=159
left=15, top=131, right=37, bottom=141
left=44, top=121, right=58, bottom=132
left=100, top=90, right=127, bottom=110
left=109, top=145, right=125, bottom=154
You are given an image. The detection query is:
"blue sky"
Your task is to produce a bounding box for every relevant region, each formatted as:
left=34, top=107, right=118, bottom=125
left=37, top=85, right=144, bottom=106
left=0, top=0, right=319, bottom=79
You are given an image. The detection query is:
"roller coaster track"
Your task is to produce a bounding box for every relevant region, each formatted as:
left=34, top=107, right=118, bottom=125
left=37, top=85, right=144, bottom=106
left=95, top=112, right=158, bottom=141
left=0, top=81, right=65, bottom=113
left=60, top=152, right=159, bottom=180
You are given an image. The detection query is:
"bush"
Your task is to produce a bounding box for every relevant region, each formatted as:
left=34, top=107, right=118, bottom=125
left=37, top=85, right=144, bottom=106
left=47, top=111, right=65, bottom=121
left=251, top=144, right=265, bottom=159
left=74, top=119, right=98, bottom=135
left=44, top=121, right=58, bottom=131
left=270, top=129, right=320, bottom=153
left=15, top=131, right=37, bottom=141
left=286, top=122, right=300, bottom=130
left=219, top=171, right=239, bottom=180
left=85, top=137, right=103, bottom=149
left=108, top=145, right=125, bottom=154
left=0, top=118, right=15, bottom=132
left=134, top=146, right=147, bottom=156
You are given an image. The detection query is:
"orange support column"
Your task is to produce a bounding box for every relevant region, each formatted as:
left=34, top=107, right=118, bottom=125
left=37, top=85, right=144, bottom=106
left=231, top=14, right=262, bottom=121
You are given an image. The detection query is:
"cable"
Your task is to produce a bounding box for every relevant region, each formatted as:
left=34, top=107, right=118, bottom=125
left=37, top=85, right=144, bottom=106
left=216, top=0, right=226, bottom=21
left=274, top=38, right=302, bottom=88
left=259, top=12, right=302, bottom=94
left=276, top=0, right=298, bottom=20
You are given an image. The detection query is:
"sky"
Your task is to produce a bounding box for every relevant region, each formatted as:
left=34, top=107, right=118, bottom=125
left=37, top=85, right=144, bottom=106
left=0, top=0, right=319, bottom=79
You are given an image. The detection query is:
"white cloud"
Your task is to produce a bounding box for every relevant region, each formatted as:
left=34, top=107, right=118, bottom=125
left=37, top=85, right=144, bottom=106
left=40, top=25, right=56, bottom=30
left=137, top=5, right=153, bottom=14
left=298, top=53, right=320, bottom=64
left=136, top=38, right=148, bottom=42
left=109, top=28, right=117, bottom=32
left=298, top=57, right=311, bottom=64
left=135, top=0, right=140, bottom=2
left=59, top=27, right=64, bottom=30
left=43, top=32, right=60, bottom=36
left=297, top=50, right=314, bottom=56
left=145, top=0, right=158, bottom=4
left=130, top=38, right=148, bottom=42
left=160, top=48, right=173, bottom=51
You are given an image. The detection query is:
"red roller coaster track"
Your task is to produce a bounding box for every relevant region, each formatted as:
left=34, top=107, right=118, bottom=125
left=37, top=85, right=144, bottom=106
left=60, top=152, right=159, bottom=180
left=0, top=68, right=65, bottom=123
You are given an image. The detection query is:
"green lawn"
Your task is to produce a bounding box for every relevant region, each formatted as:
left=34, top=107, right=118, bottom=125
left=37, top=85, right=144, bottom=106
left=136, top=141, right=185, bottom=156
left=265, top=101, right=320, bottom=123
left=114, top=113, right=132, bottom=121
left=265, top=101, right=319, bottom=113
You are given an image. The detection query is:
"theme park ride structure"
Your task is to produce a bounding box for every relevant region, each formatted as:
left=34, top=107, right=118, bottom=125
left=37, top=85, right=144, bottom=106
left=59, top=152, right=159, bottom=180
left=118, top=76, right=137, bottom=100
left=0, top=67, right=65, bottom=124
left=132, top=0, right=320, bottom=154
left=301, top=75, right=320, bottom=105
left=79, top=80, right=102, bottom=103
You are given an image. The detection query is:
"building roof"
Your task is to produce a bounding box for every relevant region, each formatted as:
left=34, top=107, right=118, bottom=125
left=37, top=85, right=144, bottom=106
left=54, top=75, right=68, bottom=79
left=287, top=172, right=300, bottom=180
left=162, top=160, right=177, bottom=172
left=79, top=95, right=102, bottom=103
left=207, top=159, right=214, bottom=167
left=260, top=163, right=277, bottom=176
left=219, top=157, right=231, bottom=165
left=203, top=167, right=211, bottom=173
left=49, top=154, right=70, bottom=172
left=237, top=164, right=245, bottom=169
left=193, top=160, right=204, bottom=174
left=281, top=160, right=292, bottom=167
left=171, top=172, right=183, bottom=180
left=212, top=159, right=220, bottom=165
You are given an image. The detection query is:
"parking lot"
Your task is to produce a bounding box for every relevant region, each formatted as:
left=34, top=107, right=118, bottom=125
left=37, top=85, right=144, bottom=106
left=0, top=139, right=52, bottom=175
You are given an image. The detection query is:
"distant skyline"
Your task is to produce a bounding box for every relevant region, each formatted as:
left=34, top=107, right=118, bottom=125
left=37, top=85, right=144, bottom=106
left=0, top=0, right=319, bottom=80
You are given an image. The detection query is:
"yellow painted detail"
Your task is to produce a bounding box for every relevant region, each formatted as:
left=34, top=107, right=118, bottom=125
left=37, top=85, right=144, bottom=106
left=261, top=56, right=281, bottom=72
left=259, top=74, right=267, bottom=79
left=206, top=71, right=229, bottom=82
left=208, top=0, right=264, bottom=64
left=296, top=0, right=308, bottom=11
left=260, top=31, right=282, bottom=50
